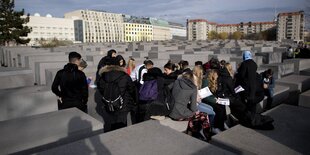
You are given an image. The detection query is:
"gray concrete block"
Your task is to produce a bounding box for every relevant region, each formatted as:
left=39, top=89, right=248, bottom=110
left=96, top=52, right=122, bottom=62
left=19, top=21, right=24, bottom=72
left=38, top=120, right=235, bottom=155
left=255, top=52, right=282, bottom=64
left=261, top=62, right=295, bottom=79
left=0, top=108, right=103, bottom=155
left=276, top=75, right=310, bottom=92
left=256, top=85, right=290, bottom=113
left=299, top=90, right=310, bottom=108
left=284, top=59, right=310, bottom=74
left=159, top=118, right=188, bottom=132
left=0, top=67, right=34, bottom=89
left=300, top=68, right=310, bottom=76
left=0, top=86, right=58, bottom=121
left=212, top=104, right=310, bottom=155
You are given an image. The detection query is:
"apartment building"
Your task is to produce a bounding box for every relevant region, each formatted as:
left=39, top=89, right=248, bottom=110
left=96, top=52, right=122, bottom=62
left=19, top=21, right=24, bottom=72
left=187, top=18, right=276, bottom=40
left=25, top=13, right=75, bottom=45
left=64, top=10, right=124, bottom=43
left=148, top=18, right=172, bottom=41
left=123, top=15, right=153, bottom=42
left=187, top=19, right=209, bottom=40
left=277, top=11, right=305, bottom=42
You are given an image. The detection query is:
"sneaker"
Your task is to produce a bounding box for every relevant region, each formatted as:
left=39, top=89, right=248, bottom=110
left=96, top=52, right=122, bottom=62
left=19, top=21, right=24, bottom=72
left=224, top=123, right=230, bottom=130
left=150, top=116, right=165, bottom=121
left=212, top=128, right=222, bottom=134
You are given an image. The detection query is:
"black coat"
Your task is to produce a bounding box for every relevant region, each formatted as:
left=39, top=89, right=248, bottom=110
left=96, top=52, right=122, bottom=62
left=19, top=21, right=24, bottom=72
left=97, top=65, right=137, bottom=130
left=217, top=68, right=236, bottom=98
left=52, top=63, right=88, bottom=111
left=236, top=59, right=258, bottom=100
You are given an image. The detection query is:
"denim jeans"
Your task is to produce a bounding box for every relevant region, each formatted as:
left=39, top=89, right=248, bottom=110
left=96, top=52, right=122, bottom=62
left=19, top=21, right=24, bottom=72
left=197, top=103, right=216, bottom=126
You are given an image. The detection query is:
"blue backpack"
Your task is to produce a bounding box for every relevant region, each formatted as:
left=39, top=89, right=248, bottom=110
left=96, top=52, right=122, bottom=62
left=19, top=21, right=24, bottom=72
left=139, top=80, right=158, bottom=101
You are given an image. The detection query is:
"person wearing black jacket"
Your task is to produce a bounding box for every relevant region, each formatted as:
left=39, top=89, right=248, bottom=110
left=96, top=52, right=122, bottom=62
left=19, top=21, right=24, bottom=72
left=52, top=52, right=88, bottom=113
left=97, top=57, right=138, bottom=132
left=235, top=51, right=258, bottom=113
left=95, top=49, right=117, bottom=85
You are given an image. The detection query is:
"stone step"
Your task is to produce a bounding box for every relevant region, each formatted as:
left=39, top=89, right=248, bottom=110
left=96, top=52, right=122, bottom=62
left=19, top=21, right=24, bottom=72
left=0, top=108, right=103, bottom=154
left=37, top=120, right=235, bottom=155
left=298, top=90, right=310, bottom=108
left=211, top=104, right=310, bottom=155
left=275, top=74, right=310, bottom=93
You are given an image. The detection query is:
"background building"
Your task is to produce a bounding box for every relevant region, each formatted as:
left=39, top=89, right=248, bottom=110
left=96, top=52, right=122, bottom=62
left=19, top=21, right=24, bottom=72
left=148, top=18, right=172, bottom=41
left=168, top=22, right=186, bottom=40
left=25, top=13, right=75, bottom=45
left=187, top=19, right=208, bottom=40
left=123, top=15, right=153, bottom=42
left=277, top=11, right=305, bottom=42
left=64, top=10, right=124, bottom=43
left=187, top=18, right=276, bottom=40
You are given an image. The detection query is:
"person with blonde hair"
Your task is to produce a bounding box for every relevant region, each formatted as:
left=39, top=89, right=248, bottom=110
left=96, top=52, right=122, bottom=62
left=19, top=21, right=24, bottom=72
left=126, top=57, right=135, bottom=75
left=193, top=66, right=216, bottom=126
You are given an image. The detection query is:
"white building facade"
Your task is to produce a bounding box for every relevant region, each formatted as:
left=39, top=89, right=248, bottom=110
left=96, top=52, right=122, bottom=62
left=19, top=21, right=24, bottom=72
left=65, top=10, right=124, bottom=43
left=25, top=14, right=75, bottom=45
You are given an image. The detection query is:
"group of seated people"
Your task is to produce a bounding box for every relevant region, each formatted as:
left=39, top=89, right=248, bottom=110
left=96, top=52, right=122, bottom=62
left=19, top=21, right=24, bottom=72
left=95, top=49, right=275, bottom=137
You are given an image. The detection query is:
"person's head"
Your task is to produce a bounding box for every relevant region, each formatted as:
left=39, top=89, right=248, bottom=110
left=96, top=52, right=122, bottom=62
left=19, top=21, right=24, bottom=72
left=265, top=69, right=273, bottom=78
left=220, top=60, right=226, bottom=68
left=193, top=66, right=203, bottom=89
left=181, top=60, right=189, bottom=70
left=182, top=70, right=195, bottom=84
left=209, top=57, right=220, bottom=69
left=116, top=55, right=126, bottom=67
left=127, top=57, right=135, bottom=69
left=164, top=62, right=175, bottom=75
left=107, top=49, right=117, bottom=58
left=147, top=67, right=163, bottom=78
left=144, top=59, right=154, bottom=69
left=207, top=69, right=218, bottom=93
left=78, top=59, right=88, bottom=71
left=105, top=57, right=119, bottom=66
left=225, top=63, right=234, bottom=78
left=195, top=61, right=203, bottom=67
left=243, top=51, right=252, bottom=61
left=68, top=51, right=82, bottom=66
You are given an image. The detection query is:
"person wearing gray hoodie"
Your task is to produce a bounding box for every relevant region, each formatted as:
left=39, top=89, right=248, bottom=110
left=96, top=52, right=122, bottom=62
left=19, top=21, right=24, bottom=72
left=169, top=71, right=197, bottom=120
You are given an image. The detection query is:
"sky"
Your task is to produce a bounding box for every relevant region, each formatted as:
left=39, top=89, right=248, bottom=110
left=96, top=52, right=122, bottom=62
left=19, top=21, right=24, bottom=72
left=15, top=0, right=310, bottom=27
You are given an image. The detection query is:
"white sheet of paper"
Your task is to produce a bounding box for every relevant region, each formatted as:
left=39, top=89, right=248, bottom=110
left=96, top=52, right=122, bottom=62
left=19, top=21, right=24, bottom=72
left=217, top=98, right=230, bottom=105
left=234, top=85, right=245, bottom=93
left=198, top=87, right=212, bottom=99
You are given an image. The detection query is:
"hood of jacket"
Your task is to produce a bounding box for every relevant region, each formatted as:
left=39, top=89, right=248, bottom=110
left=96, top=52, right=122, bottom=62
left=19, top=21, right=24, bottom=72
left=176, top=77, right=196, bottom=90
left=63, top=63, right=79, bottom=72
left=99, top=65, right=126, bottom=82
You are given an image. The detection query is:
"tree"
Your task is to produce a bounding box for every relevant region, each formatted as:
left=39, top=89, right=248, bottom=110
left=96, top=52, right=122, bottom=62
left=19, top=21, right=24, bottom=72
left=0, top=0, right=31, bottom=46
left=208, top=31, right=218, bottom=40
left=231, top=31, right=242, bottom=40
left=218, top=32, right=228, bottom=40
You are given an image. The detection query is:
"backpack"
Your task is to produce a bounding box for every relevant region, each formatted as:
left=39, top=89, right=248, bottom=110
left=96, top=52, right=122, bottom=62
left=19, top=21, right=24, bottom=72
left=186, top=112, right=212, bottom=142
left=139, top=80, right=158, bottom=101
left=99, top=77, right=124, bottom=112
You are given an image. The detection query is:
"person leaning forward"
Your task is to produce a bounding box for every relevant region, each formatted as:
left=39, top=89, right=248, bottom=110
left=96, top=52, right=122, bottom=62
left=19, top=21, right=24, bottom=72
left=52, top=52, right=89, bottom=113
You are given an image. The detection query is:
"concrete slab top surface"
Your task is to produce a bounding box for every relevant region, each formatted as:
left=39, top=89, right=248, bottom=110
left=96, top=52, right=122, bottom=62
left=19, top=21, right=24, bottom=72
left=38, top=120, right=235, bottom=155
left=276, top=75, right=310, bottom=83
left=0, top=108, right=103, bottom=155
left=212, top=104, right=310, bottom=155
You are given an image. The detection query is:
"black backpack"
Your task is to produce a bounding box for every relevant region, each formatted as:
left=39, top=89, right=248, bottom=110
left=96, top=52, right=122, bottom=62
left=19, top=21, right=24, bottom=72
left=98, top=76, right=124, bottom=112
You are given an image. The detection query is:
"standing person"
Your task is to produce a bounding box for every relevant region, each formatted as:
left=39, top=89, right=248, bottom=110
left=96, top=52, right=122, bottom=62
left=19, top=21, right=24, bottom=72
left=260, top=69, right=274, bottom=111
left=52, top=52, right=88, bottom=113
left=116, top=55, right=126, bottom=68
left=126, top=57, right=135, bottom=75
left=97, top=57, right=137, bottom=132
left=130, top=59, right=154, bottom=87
left=95, top=49, right=117, bottom=85
left=235, top=51, right=258, bottom=113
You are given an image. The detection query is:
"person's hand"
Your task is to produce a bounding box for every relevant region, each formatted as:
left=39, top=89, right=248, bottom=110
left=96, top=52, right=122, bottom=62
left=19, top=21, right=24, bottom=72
left=58, top=97, right=63, bottom=104
left=263, top=83, right=268, bottom=89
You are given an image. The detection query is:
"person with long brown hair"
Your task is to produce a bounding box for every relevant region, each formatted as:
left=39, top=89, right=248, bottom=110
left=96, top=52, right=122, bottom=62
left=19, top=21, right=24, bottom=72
left=126, top=57, right=135, bottom=75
